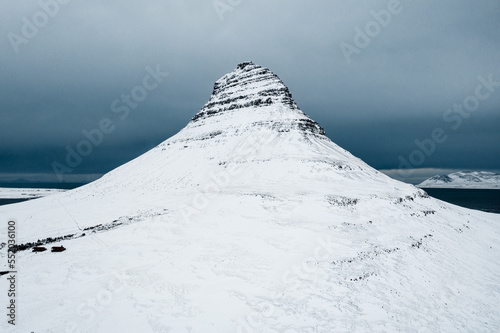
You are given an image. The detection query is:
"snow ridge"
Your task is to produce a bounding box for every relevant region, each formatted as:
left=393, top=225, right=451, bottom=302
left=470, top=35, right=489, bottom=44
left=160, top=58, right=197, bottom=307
left=419, top=170, right=500, bottom=189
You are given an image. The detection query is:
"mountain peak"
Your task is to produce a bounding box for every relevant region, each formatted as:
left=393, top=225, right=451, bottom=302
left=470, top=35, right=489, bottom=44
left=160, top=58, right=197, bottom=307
left=2, top=63, right=499, bottom=332
left=236, top=61, right=256, bottom=70
left=183, top=62, right=326, bottom=142
left=191, top=62, right=301, bottom=122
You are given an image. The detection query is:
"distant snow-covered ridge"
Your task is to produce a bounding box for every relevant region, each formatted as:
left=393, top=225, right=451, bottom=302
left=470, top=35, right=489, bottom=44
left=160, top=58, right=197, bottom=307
left=418, top=171, right=500, bottom=189
left=0, top=187, right=66, bottom=199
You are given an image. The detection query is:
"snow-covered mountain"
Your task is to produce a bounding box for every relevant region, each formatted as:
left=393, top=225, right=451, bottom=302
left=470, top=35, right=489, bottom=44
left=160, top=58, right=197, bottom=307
left=1, top=62, right=499, bottom=332
left=419, top=171, right=500, bottom=189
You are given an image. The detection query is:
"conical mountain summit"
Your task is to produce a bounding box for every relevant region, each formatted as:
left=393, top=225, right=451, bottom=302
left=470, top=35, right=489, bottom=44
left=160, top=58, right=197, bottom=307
left=1, top=62, right=499, bottom=332
left=0, top=62, right=466, bottom=239
left=172, top=61, right=326, bottom=147
left=193, top=61, right=302, bottom=120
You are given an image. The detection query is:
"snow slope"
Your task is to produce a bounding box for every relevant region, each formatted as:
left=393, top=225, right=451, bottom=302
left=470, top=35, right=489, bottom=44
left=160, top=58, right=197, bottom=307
left=0, top=187, right=66, bottom=199
left=0, top=62, right=499, bottom=332
left=419, top=171, right=500, bottom=189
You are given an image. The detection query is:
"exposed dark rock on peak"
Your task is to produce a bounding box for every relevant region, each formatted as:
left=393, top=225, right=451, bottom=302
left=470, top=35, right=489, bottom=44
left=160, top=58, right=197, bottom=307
left=189, top=62, right=326, bottom=139
left=429, top=175, right=452, bottom=183
left=194, top=62, right=299, bottom=121
left=236, top=61, right=255, bottom=70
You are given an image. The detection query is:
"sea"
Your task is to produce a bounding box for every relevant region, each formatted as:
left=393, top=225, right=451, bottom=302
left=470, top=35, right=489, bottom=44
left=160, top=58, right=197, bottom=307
left=0, top=183, right=499, bottom=214
left=422, top=188, right=500, bottom=214
left=0, top=183, right=86, bottom=207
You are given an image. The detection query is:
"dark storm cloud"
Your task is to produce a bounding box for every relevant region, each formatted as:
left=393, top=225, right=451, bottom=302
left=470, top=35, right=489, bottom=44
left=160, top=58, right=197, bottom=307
left=1, top=0, right=499, bottom=183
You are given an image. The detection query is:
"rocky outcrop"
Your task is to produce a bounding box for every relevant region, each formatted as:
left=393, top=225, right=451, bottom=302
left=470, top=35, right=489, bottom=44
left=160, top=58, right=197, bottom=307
left=189, top=61, right=325, bottom=137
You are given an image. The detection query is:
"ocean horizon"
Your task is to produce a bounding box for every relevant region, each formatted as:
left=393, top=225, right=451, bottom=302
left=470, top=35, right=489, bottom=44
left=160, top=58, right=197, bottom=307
left=1, top=183, right=499, bottom=214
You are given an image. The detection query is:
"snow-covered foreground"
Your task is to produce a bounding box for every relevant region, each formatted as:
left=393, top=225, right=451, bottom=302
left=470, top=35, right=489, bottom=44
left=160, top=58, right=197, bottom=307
left=2, top=189, right=499, bottom=332
left=0, top=187, right=66, bottom=199
left=0, top=62, right=499, bottom=332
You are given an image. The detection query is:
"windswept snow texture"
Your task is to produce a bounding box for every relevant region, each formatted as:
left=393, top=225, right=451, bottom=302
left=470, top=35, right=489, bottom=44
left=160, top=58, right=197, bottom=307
left=419, top=171, right=500, bottom=189
left=1, top=62, right=499, bottom=332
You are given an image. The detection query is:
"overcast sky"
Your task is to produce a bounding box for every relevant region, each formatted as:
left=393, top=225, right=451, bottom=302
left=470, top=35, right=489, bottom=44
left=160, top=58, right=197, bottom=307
left=1, top=0, right=499, bottom=184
